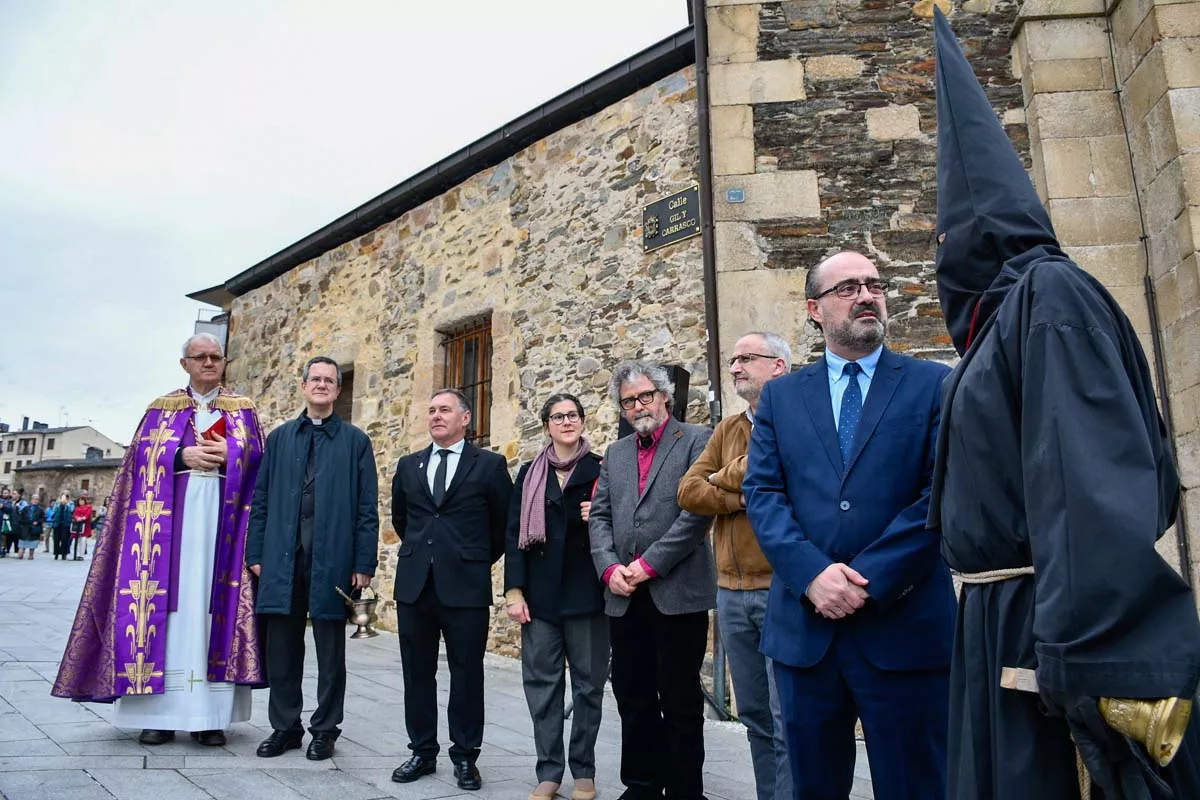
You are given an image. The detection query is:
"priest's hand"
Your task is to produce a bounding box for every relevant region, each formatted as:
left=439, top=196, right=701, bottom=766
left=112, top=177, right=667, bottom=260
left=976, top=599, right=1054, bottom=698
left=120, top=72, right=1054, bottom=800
left=182, top=442, right=223, bottom=471
left=248, top=564, right=261, bottom=577
left=806, top=563, right=870, bottom=619
left=201, top=434, right=228, bottom=466
left=351, top=572, right=371, bottom=590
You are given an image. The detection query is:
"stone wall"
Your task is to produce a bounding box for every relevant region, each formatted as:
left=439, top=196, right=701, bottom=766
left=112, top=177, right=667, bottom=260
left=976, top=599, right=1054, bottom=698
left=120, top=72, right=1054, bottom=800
left=12, top=463, right=122, bottom=507
left=706, top=0, right=1027, bottom=413
left=225, top=68, right=704, bottom=646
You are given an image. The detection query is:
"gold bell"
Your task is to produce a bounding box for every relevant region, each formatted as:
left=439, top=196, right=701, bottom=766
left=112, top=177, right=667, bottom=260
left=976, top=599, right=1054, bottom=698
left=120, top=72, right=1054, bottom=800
left=1098, top=696, right=1193, bottom=767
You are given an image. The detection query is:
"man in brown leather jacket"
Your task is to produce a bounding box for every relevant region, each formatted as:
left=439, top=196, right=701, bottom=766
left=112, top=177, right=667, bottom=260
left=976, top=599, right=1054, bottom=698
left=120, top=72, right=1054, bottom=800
left=678, top=331, right=792, bottom=800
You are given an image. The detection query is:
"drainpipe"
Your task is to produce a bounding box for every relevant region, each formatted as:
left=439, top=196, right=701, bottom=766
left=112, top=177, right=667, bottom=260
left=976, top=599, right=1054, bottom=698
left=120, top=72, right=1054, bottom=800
left=691, top=0, right=732, bottom=721
left=1102, top=14, right=1191, bottom=583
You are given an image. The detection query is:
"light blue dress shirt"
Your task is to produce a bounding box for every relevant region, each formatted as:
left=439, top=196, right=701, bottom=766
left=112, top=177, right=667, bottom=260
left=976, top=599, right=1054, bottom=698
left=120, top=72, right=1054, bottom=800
left=826, top=346, right=883, bottom=430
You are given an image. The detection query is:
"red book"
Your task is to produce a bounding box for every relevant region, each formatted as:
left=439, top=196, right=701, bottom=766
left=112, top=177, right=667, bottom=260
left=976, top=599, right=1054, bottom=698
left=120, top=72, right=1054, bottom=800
left=201, top=416, right=226, bottom=441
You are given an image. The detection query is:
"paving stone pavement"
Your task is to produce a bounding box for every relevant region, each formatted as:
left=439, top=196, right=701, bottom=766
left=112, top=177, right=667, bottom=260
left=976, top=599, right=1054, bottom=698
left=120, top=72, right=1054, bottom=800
left=0, top=549, right=873, bottom=800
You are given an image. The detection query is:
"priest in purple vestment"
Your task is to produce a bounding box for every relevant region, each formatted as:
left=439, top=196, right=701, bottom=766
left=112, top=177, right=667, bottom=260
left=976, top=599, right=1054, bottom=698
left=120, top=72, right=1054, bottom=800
left=52, top=332, right=266, bottom=748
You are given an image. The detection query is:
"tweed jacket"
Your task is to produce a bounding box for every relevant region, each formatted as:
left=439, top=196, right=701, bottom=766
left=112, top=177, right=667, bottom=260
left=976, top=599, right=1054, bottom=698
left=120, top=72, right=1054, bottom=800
left=588, top=416, right=715, bottom=617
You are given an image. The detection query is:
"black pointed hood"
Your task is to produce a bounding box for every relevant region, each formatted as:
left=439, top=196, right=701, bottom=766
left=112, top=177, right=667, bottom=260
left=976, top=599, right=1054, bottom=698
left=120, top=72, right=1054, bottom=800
left=933, top=7, right=1065, bottom=355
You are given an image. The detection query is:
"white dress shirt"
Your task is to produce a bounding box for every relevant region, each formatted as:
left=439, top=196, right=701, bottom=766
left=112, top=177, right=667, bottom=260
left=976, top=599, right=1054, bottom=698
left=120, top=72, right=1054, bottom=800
left=426, top=438, right=466, bottom=495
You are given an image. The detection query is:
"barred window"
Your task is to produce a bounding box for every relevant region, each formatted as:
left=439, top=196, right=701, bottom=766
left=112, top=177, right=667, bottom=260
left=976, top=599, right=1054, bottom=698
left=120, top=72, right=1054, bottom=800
left=441, top=317, right=493, bottom=447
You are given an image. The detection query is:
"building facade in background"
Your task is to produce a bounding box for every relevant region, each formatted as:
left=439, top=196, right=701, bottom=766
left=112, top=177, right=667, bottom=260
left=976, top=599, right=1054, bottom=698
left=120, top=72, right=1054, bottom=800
left=0, top=423, right=126, bottom=486
left=192, top=0, right=1200, bottom=642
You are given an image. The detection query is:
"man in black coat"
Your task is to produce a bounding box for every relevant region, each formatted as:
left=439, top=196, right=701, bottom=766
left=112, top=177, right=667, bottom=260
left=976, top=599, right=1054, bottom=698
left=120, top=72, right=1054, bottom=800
left=929, top=11, right=1200, bottom=799
left=246, top=356, right=379, bottom=762
left=389, top=388, right=513, bottom=790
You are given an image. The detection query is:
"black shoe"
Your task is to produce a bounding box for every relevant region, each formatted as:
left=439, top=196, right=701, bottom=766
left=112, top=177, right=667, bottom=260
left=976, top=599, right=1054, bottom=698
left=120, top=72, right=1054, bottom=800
left=255, top=729, right=303, bottom=757
left=454, top=761, right=482, bottom=790
left=138, top=729, right=175, bottom=745
left=189, top=730, right=226, bottom=747
left=306, top=733, right=336, bottom=761
left=391, top=754, right=437, bottom=783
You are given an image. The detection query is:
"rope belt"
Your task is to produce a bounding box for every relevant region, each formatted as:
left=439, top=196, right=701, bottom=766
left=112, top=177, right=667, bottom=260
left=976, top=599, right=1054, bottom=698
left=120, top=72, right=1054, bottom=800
left=959, top=565, right=1090, bottom=798
left=955, top=566, right=1034, bottom=584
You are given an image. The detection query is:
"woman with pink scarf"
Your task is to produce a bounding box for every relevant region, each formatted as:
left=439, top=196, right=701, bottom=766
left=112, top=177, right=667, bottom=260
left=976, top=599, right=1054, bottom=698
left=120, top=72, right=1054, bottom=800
left=504, top=393, right=607, bottom=800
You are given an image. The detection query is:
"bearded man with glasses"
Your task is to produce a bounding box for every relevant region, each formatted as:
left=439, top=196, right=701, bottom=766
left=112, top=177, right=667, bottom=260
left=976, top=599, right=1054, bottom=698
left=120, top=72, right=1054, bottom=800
left=743, top=251, right=955, bottom=800
left=54, top=332, right=266, bottom=751
left=588, top=360, right=715, bottom=800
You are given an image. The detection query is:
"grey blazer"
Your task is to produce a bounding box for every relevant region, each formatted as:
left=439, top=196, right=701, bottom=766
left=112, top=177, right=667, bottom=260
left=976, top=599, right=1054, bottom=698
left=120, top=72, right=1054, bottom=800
left=589, top=416, right=716, bottom=617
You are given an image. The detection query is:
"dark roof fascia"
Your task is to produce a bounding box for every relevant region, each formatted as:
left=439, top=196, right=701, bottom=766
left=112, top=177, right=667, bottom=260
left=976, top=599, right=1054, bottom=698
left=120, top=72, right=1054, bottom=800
left=214, top=26, right=696, bottom=301
left=15, top=458, right=123, bottom=471
left=187, top=283, right=236, bottom=308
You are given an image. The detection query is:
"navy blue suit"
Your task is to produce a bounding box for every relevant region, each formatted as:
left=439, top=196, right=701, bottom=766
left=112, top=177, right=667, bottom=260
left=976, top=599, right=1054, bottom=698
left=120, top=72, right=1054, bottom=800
left=744, top=347, right=955, bottom=800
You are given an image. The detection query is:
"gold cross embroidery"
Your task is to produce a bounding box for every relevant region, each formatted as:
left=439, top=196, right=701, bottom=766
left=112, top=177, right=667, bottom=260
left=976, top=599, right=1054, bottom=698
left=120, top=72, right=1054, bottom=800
left=118, top=653, right=163, bottom=694
left=131, top=492, right=168, bottom=571
left=138, top=419, right=180, bottom=492
left=186, top=671, right=205, bottom=692
left=120, top=570, right=165, bottom=657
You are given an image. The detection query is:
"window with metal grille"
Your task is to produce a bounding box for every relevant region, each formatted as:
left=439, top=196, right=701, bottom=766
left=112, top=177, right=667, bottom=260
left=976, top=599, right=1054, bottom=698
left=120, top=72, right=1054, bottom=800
left=441, top=317, right=493, bottom=447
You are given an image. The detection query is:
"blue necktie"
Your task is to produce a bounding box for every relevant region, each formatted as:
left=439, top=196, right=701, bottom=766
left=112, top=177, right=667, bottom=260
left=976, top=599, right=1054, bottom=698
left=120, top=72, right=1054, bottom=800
left=838, top=362, right=862, bottom=468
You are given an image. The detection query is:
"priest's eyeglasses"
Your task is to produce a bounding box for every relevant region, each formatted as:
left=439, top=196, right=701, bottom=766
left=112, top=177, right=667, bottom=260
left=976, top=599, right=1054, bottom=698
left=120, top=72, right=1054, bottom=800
left=184, top=354, right=225, bottom=364
left=814, top=279, right=890, bottom=300
left=548, top=411, right=582, bottom=425
left=619, top=390, right=660, bottom=410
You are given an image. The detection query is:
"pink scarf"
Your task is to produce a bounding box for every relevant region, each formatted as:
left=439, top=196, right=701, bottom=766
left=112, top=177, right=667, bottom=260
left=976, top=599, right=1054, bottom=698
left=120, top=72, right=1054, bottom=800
left=518, top=437, right=591, bottom=550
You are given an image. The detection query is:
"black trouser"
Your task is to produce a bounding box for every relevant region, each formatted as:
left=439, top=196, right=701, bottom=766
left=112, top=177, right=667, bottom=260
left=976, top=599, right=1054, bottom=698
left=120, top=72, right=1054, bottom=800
left=609, top=588, right=710, bottom=800
left=263, top=567, right=347, bottom=736
left=53, top=527, right=71, bottom=557
left=395, top=573, right=489, bottom=765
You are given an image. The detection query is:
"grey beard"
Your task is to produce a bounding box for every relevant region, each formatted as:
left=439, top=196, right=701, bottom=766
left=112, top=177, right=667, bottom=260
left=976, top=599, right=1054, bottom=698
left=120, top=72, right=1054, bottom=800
left=632, top=414, right=662, bottom=435
left=829, top=314, right=885, bottom=352
left=734, top=383, right=761, bottom=405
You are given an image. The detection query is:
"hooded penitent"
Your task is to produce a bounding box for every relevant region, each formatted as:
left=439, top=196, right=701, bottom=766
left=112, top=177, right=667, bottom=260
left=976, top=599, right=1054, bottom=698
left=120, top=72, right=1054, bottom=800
left=932, top=6, right=1064, bottom=356
left=930, top=8, right=1200, bottom=800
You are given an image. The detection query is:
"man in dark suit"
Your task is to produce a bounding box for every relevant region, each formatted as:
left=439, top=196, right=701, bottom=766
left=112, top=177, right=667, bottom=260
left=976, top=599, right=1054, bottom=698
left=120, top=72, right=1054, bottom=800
left=389, top=388, right=513, bottom=790
left=589, top=360, right=715, bottom=800
left=744, top=251, right=955, bottom=800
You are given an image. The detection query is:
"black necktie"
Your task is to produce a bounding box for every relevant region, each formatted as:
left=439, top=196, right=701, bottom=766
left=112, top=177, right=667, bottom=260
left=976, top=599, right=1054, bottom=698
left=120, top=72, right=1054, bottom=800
left=838, top=362, right=863, bottom=468
left=432, top=449, right=451, bottom=506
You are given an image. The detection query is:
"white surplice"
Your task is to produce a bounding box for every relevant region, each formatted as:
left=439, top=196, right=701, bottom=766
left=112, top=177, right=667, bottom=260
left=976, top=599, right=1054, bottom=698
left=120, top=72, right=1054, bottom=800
left=113, top=387, right=251, bottom=731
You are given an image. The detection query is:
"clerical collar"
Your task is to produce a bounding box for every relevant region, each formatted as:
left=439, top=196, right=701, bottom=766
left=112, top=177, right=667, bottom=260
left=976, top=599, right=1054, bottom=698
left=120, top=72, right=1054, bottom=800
left=190, top=385, right=220, bottom=405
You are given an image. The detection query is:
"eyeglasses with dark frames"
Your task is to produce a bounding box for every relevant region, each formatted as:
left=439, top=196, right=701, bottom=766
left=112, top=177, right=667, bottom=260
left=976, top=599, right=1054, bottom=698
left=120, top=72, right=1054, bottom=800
left=728, top=353, right=782, bottom=368
left=184, top=354, right=225, bottom=364
left=618, top=390, right=660, bottom=410
left=548, top=411, right=582, bottom=425
left=813, top=279, right=890, bottom=301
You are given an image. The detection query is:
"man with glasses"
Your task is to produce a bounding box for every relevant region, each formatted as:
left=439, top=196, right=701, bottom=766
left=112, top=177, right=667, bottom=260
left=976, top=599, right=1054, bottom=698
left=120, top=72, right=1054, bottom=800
left=246, top=356, right=379, bottom=762
left=589, top=360, right=715, bottom=800
left=54, top=333, right=266, bottom=751
left=678, top=332, right=792, bottom=800
left=743, top=252, right=955, bottom=799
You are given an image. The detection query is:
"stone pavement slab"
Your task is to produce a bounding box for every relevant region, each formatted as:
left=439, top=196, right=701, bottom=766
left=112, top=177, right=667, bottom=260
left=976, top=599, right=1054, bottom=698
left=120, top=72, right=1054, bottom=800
left=0, top=549, right=874, bottom=799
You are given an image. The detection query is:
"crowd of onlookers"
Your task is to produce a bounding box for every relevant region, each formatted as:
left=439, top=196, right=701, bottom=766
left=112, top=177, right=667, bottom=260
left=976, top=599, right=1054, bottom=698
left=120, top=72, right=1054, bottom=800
left=0, top=486, right=100, bottom=561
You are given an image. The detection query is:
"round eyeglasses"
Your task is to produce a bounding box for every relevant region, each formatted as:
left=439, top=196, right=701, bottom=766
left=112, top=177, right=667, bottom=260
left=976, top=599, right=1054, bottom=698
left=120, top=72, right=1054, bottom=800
left=548, top=412, right=582, bottom=425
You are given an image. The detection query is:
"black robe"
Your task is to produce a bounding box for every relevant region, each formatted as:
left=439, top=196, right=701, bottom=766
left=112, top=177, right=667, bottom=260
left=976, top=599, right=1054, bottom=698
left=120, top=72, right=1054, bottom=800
left=932, top=254, right=1200, bottom=799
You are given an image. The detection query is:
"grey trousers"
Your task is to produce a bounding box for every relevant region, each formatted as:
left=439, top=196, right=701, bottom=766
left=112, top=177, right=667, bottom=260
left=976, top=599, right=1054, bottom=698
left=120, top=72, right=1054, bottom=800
left=521, top=613, right=610, bottom=784
left=718, top=587, right=793, bottom=800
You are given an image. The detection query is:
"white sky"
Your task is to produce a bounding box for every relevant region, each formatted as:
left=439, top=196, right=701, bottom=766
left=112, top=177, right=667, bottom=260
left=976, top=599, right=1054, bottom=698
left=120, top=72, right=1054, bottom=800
left=0, top=0, right=689, bottom=445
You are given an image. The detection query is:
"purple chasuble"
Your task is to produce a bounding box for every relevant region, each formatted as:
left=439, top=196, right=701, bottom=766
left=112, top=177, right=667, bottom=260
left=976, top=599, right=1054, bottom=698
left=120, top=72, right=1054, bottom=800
left=52, top=388, right=265, bottom=701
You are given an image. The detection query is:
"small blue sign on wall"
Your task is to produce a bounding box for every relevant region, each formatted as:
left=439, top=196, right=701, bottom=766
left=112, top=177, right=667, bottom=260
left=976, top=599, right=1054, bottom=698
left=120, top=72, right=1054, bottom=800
left=726, top=188, right=745, bottom=204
